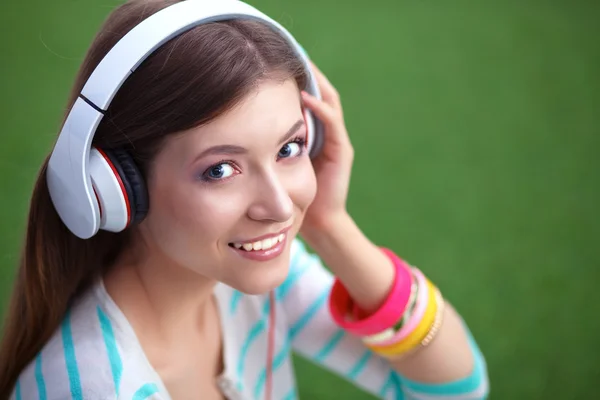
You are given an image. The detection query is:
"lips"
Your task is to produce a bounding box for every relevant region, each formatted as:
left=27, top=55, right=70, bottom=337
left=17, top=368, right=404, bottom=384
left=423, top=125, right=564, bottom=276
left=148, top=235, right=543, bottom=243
left=228, top=226, right=291, bottom=261
left=230, top=233, right=285, bottom=252
left=228, top=226, right=291, bottom=250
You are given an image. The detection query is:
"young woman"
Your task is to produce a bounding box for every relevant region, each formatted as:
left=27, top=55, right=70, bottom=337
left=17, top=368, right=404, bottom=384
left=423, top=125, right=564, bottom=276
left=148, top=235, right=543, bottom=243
left=0, top=0, right=489, bottom=399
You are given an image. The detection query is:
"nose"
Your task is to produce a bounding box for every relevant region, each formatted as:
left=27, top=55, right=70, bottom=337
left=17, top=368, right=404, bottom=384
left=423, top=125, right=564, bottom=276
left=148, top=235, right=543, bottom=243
left=247, top=171, right=294, bottom=223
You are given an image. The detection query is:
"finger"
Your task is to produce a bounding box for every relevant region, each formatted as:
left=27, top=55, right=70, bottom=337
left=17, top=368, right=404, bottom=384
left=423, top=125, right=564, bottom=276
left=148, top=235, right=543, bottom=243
left=308, top=61, right=341, bottom=108
left=302, top=91, right=352, bottom=149
left=301, top=90, right=337, bottom=125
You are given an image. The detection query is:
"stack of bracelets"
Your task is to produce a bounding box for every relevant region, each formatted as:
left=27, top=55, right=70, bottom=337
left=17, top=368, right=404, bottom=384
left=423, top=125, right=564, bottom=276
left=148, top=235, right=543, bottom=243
left=329, top=248, right=445, bottom=360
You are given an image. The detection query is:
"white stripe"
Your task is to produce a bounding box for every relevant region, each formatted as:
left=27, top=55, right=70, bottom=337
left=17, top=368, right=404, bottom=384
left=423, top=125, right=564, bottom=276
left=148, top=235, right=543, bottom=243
left=349, top=354, right=395, bottom=395
left=69, top=294, right=114, bottom=395
left=16, top=356, right=40, bottom=400
left=40, top=329, right=70, bottom=399
left=282, top=258, right=333, bottom=328
left=93, top=282, right=172, bottom=399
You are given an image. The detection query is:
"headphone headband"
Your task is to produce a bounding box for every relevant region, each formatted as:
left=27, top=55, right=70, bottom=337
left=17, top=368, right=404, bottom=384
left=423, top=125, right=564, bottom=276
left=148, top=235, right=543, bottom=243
left=82, top=0, right=321, bottom=110
left=47, top=0, right=323, bottom=239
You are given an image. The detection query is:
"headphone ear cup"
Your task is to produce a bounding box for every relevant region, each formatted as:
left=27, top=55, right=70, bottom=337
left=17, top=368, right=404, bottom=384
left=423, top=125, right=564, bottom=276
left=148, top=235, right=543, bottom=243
left=297, top=45, right=324, bottom=159
left=102, top=148, right=149, bottom=225
left=304, top=108, right=324, bottom=159
left=89, top=148, right=131, bottom=232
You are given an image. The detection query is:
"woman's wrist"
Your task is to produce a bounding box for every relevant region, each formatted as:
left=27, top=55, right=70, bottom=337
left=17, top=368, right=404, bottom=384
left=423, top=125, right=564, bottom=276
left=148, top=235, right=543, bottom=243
left=329, top=248, right=447, bottom=361
left=299, top=210, right=352, bottom=247
left=300, top=211, right=396, bottom=313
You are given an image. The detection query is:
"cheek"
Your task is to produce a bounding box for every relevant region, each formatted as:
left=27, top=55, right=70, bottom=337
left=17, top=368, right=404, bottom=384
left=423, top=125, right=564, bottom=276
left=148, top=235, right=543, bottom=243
left=144, top=182, right=246, bottom=262
left=288, top=158, right=317, bottom=210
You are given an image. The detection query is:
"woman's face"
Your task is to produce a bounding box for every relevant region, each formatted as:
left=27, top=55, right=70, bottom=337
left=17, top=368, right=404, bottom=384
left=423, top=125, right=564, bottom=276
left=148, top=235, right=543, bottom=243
left=137, top=79, right=317, bottom=294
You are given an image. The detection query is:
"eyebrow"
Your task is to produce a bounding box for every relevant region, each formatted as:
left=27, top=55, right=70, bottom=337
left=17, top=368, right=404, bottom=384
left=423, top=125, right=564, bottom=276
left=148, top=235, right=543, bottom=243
left=194, top=119, right=305, bottom=160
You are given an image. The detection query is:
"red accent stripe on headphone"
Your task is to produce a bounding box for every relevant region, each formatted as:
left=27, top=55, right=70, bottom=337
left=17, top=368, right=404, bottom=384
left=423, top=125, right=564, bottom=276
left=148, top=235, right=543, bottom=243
left=93, top=187, right=103, bottom=218
left=95, top=148, right=132, bottom=225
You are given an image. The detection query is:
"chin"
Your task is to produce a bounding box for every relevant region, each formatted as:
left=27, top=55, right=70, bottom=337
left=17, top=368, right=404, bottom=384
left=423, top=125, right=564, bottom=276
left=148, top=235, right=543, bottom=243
left=227, top=259, right=290, bottom=295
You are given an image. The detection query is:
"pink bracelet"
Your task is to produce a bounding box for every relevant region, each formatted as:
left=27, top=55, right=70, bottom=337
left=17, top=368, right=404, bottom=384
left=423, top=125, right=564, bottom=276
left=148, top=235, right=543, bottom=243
left=328, top=248, right=414, bottom=337
left=366, top=267, right=430, bottom=346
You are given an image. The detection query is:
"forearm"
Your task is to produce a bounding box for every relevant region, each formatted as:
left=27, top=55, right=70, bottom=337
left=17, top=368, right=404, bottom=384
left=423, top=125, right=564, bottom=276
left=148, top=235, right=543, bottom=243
left=301, top=212, right=474, bottom=383
left=301, top=212, right=396, bottom=313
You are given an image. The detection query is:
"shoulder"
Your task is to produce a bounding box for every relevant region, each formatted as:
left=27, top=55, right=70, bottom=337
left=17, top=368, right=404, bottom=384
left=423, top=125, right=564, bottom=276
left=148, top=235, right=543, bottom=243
left=13, top=285, right=163, bottom=400
left=272, top=238, right=334, bottom=313
left=288, top=238, right=323, bottom=273
left=284, top=238, right=333, bottom=288
left=14, top=306, right=118, bottom=399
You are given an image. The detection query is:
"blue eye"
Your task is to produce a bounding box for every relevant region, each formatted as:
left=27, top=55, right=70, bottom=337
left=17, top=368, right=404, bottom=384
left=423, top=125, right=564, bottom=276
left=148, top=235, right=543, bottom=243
left=203, top=163, right=236, bottom=181
left=278, top=139, right=305, bottom=159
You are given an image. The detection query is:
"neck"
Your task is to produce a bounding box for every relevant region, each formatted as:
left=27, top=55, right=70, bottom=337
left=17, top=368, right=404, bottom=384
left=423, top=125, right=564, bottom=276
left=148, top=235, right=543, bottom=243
left=104, top=242, right=217, bottom=344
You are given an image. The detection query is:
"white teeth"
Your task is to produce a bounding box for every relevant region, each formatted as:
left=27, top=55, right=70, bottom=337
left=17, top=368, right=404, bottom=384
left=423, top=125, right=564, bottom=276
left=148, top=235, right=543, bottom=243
left=233, top=233, right=286, bottom=252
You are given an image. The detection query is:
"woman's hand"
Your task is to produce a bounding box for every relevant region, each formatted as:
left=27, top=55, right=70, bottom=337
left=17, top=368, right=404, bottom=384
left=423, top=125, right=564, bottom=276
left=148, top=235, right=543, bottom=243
left=300, top=62, right=354, bottom=235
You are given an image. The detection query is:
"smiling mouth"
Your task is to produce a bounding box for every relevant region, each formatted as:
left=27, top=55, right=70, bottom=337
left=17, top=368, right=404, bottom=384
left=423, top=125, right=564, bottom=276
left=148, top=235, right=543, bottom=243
left=228, top=233, right=286, bottom=252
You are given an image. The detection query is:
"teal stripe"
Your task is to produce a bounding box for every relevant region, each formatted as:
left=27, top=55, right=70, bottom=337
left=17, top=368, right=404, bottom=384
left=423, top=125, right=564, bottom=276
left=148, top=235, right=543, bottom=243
left=379, top=372, right=393, bottom=397
left=379, top=371, right=404, bottom=400
left=133, top=383, right=159, bottom=400
left=237, top=299, right=270, bottom=379
left=274, top=248, right=308, bottom=302
left=97, top=306, right=123, bottom=396
left=314, top=330, right=345, bottom=362
left=253, top=337, right=291, bottom=398
left=282, top=387, right=297, bottom=400
left=253, top=286, right=332, bottom=398
left=34, top=354, right=46, bottom=400
left=401, top=326, right=487, bottom=396
left=237, top=240, right=315, bottom=384
left=230, top=291, right=243, bottom=315
left=289, top=289, right=329, bottom=339
left=391, top=373, right=404, bottom=400
left=15, top=380, right=21, bottom=400
left=61, top=310, right=83, bottom=400
left=347, top=350, right=372, bottom=380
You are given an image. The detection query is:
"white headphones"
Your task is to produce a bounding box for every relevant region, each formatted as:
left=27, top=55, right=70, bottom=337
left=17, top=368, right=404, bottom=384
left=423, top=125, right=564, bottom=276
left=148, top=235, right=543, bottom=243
left=46, top=0, right=324, bottom=240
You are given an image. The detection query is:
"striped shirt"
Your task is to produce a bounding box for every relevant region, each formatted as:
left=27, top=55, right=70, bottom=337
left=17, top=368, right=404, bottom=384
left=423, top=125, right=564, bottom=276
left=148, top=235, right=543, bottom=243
left=11, top=238, right=489, bottom=400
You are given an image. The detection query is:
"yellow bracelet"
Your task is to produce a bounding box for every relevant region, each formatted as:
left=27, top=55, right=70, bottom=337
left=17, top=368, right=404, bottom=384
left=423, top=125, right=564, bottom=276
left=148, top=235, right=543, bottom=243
left=389, top=289, right=445, bottom=360
left=366, top=278, right=438, bottom=357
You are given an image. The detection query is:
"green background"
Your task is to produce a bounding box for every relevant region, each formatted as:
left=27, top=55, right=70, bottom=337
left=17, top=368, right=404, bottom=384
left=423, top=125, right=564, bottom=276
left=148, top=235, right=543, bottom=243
left=1, top=0, right=599, bottom=399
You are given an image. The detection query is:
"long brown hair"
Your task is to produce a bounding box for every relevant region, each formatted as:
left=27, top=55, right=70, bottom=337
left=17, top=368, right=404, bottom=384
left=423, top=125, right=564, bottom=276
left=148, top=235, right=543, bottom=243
left=0, top=0, right=307, bottom=394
